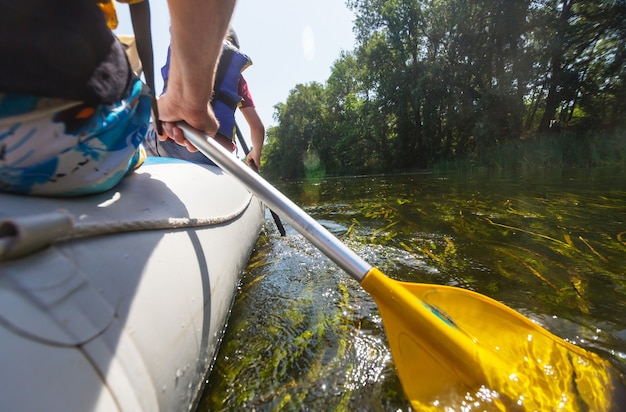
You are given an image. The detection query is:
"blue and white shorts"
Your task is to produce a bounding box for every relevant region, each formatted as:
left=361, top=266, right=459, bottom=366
left=0, top=77, right=151, bottom=196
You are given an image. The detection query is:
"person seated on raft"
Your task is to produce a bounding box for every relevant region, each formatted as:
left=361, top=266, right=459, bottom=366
left=144, top=28, right=265, bottom=170
left=0, top=0, right=235, bottom=196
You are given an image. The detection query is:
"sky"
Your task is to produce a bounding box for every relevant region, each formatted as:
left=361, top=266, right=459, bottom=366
left=114, top=0, right=356, bottom=151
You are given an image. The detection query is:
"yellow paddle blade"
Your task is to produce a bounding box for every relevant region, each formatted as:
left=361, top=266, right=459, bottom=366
left=361, top=267, right=622, bottom=411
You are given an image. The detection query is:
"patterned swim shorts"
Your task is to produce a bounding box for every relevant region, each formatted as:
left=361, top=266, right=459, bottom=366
left=0, top=77, right=151, bottom=196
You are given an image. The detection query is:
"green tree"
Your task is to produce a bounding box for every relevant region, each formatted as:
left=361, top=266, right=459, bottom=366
left=262, top=83, right=327, bottom=180
left=324, top=52, right=368, bottom=174
left=262, top=0, right=626, bottom=178
left=533, top=0, right=626, bottom=131
left=349, top=0, right=532, bottom=154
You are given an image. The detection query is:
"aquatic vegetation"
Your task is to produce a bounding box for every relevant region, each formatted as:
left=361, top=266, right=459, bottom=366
left=199, top=170, right=626, bottom=411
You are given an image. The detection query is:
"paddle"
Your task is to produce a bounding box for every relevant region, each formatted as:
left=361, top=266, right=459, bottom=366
left=234, top=122, right=286, bottom=236
left=178, top=124, right=623, bottom=410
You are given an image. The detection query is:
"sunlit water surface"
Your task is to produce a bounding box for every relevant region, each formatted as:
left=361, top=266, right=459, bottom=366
left=196, top=168, right=626, bottom=411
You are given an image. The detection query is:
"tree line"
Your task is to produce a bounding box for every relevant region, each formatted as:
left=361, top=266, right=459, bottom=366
left=261, top=0, right=626, bottom=179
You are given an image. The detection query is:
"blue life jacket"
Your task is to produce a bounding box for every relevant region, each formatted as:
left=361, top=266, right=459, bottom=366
left=161, top=41, right=252, bottom=139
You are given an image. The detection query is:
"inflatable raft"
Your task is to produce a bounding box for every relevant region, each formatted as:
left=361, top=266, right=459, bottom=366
left=0, top=157, right=265, bottom=411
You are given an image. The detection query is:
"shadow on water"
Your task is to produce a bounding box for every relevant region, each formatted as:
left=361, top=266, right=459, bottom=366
left=198, top=166, right=626, bottom=411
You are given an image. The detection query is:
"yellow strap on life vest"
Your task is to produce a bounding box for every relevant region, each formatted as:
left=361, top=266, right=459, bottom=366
left=97, top=0, right=118, bottom=29
left=97, top=0, right=145, bottom=30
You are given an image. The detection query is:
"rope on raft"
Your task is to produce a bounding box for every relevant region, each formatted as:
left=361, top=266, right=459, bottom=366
left=0, top=193, right=254, bottom=261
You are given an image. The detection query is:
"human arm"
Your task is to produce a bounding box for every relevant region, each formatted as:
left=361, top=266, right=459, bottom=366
left=237, top=76, right=264, bottom=167
left=157, top=0, right=236, bottom=152
left=240, top=106, right=265, bottom=168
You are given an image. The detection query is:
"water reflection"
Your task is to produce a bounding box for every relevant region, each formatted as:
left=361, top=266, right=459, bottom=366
left=198, top=168, right=626, bottom=411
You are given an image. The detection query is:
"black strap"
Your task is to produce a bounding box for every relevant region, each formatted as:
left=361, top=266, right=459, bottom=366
left=235, top=122, right=286, bottom=236
left=128, top=1, right=162, bottom=135
left=213, top=90, right=241, bottom=110
left=212, top=46, right=236, bottom=102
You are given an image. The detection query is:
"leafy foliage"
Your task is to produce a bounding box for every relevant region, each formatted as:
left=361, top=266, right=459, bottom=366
left=262, top=0, right=626, bottom=179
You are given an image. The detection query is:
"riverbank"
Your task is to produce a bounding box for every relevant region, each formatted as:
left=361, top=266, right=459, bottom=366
left=433, top=128, right=626, bottom=175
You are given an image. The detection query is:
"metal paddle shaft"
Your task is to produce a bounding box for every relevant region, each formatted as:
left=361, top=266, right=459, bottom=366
left=179, top=124, right=372, bottom=281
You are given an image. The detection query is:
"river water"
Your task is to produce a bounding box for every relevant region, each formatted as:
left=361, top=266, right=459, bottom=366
left=197, top=167, right=626, bottom=411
